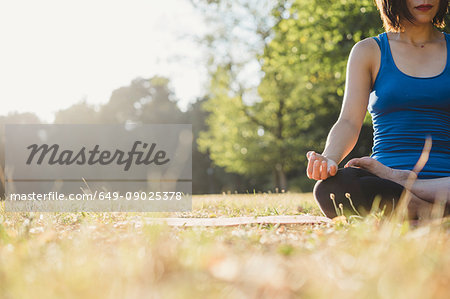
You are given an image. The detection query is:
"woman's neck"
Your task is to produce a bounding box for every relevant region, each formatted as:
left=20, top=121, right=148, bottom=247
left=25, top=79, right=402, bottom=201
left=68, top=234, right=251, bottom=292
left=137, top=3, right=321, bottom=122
left=394, top=22, right=442, bottom=45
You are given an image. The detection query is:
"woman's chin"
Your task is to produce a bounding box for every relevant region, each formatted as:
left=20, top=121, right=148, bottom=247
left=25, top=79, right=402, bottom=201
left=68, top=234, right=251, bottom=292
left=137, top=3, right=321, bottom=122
left=409, top=16, right=436, bottom=26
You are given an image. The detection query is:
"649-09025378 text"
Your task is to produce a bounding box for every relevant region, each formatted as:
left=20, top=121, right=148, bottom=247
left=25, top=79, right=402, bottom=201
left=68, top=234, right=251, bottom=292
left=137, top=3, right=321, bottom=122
left=8, top=191, right=185, bottom=201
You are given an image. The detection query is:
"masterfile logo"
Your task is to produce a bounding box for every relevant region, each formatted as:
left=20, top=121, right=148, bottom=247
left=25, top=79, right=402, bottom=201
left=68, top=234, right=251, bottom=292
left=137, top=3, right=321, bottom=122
left=5, top=124, right=192, bottom=212
left=26, top=141, right=170, bottom=171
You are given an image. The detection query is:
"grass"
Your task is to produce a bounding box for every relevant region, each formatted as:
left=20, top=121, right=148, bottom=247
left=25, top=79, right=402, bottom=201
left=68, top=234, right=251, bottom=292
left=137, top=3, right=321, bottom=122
left=0, top=192, right=449, bottom=299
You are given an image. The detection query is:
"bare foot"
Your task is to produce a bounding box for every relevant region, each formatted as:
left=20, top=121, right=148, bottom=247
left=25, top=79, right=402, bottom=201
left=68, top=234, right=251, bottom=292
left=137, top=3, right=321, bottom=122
left=344, top=156, right=415, bottom=187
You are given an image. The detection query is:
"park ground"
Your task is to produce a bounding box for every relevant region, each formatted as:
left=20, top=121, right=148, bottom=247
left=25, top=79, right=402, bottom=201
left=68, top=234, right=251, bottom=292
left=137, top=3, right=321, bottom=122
left=0, top=193, right=449, bottom=299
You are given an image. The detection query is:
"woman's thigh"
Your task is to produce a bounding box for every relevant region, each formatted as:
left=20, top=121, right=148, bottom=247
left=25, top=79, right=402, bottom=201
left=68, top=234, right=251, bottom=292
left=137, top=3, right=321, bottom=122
left=313, top=167, right=404, bottom=218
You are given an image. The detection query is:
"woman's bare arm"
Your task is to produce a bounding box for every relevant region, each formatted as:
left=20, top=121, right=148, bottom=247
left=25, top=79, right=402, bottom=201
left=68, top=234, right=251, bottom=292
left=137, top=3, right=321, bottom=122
left=306, top=38, right=379, bottom=180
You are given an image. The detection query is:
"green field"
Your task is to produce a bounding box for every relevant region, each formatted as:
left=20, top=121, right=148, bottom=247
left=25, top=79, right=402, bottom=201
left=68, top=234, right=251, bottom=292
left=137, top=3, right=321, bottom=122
left=0, top=193, right=449, bottom=299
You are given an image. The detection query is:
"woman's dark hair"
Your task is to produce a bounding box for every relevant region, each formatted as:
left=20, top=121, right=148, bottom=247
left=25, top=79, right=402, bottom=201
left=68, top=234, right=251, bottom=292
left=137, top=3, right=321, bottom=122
left=375, top=0, right=449, bottom=32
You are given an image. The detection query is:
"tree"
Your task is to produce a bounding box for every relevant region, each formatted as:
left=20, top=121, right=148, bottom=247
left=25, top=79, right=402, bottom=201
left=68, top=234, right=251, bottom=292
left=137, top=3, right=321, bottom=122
left=54, top=100, right=99, bottom=124
left=138, top=77, right=185, bottom=124
left=193, top=0, right=284, bottom=189
left=198, top=0, right=384, bottom=191
left=98, top=76, right=185, bottom=124
left=187, top=97, right=268, bottom=193
left=190, top=0, right=275, bottom=92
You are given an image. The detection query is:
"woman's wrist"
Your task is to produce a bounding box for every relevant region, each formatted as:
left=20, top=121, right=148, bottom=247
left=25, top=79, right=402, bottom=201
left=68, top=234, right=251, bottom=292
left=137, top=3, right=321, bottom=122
left=320, top=153, right=340, bottom=164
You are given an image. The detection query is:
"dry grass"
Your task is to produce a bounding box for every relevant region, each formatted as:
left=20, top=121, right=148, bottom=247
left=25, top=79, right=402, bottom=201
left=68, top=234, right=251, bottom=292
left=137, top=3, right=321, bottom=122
left=0, top=193, right=449, bottom=299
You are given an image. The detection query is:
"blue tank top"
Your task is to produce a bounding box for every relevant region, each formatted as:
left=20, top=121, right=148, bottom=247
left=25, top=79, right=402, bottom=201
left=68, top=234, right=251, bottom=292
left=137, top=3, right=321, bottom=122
left=368, top=32, right=450, bottom=179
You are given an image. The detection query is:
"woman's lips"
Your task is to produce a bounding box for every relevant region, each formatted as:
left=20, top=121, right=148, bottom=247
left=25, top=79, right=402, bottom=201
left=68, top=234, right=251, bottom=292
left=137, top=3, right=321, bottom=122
left=415, top=4, right=433, bottom=12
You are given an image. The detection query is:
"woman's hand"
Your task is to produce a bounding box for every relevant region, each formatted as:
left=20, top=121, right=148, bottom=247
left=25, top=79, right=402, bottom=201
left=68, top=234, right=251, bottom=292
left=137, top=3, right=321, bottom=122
left=306, top=151, right=338, bottom=180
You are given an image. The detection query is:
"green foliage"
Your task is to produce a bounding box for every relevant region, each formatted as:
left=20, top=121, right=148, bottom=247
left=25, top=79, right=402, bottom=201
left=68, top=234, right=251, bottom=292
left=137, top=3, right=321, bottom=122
left=262, top=0, right=383, bottom=171
left=187, top=97, right=269, bottom=194
left=199, top=0, right=383, bottom=190
left=199, top=66, right=275, bottom=176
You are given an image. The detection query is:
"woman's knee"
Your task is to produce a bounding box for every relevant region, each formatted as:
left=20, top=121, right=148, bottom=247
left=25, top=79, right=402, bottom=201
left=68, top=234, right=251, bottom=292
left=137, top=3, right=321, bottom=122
left=313, top=178, right=340, bottom=218
left=312, top=167, right=408, bottom=218
left=313, top=168, right=353, bottom=204
left=312, top=167, right=373, bottom=218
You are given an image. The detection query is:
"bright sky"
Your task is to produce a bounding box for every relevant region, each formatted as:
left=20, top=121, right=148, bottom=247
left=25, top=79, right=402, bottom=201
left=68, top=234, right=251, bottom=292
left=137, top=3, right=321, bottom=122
left=0, top=0, right=208, bottom=122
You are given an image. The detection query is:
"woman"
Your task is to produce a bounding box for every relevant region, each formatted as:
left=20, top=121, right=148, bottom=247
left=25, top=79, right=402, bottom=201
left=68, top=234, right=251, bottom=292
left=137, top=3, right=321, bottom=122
left=306, top=0, right=450, bottom=219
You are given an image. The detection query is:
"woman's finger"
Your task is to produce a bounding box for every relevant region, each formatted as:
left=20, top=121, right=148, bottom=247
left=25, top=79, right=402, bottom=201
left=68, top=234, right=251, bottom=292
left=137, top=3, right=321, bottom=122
left=307, top=153, right=319, bottom=177
left=306, top=158, right=314, bottom=178
left=312, top=160, right=320, bottom=180
left=306, top=151, right=315, bottom=159
left=321, top=161, right=328, bottom=180
left=329, top=164, right=337, bottom=176
left=306, top=156, right=314, bottom=178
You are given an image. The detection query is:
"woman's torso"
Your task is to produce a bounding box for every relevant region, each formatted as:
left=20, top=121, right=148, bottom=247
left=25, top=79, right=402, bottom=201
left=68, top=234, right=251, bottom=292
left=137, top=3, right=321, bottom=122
left=368, top=32, right=450, bottom=179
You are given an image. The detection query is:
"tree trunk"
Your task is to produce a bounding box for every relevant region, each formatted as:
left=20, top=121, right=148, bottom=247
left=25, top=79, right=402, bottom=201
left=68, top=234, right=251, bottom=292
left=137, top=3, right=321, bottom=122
left=275, top=163, right=287, bottom=191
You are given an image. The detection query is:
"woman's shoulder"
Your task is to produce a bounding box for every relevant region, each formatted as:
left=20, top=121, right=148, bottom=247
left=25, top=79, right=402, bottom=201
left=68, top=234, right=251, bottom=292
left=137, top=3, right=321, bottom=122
left=352, top=35, right=382, bottom=54
left=348, top=36, right=381, bottom=65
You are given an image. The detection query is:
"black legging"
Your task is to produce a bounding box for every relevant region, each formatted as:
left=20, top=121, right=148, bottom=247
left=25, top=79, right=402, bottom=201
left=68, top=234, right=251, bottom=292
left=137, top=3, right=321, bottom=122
left=313, top=167, right=405, bottom=218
